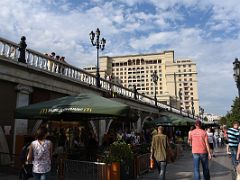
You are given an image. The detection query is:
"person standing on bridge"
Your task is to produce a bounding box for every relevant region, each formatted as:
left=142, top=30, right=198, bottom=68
left=189, top=120, right=211, bottom=180
left=150, top=126, right=170, bottom=180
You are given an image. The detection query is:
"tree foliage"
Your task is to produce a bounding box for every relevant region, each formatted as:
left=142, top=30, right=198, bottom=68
left=222, top=97, right=240, bottom=127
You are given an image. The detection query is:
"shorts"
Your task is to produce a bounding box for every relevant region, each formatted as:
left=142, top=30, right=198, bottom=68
left=209, top=143, right=214, bottom=150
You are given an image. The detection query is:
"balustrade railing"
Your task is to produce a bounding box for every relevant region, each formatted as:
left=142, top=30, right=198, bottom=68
left=0, top=36, right=193, bottom=119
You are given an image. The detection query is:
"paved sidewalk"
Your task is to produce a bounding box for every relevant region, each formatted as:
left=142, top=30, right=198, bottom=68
left=0, top=148, right=233, bottom=180
left=139, top=147, right=232, bottom=180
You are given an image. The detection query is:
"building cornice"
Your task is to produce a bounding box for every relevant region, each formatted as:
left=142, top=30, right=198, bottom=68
left=100, top=50, right=174, bottom=59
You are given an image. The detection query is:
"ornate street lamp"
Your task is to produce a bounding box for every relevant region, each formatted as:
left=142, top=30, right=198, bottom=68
left=233, top=58, right=240, bottom=97
left=152, top=70, right=158, bottom=106
left=89, top=28, right=106, bottom=88
left=191, top=97, right=195, bottom=119
left=199, top=106, right=204, bottom=120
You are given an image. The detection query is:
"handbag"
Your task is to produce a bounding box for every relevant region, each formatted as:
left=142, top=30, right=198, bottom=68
left=149, top=158, right=155, bottom=170
left=23, top=164, right=33, bottom=176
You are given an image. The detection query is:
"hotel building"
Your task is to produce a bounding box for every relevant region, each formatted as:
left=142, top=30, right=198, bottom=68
left=84, top=50, right=199, bottom=115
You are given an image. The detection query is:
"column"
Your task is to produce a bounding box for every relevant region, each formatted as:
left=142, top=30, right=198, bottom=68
left=13, top=84, right=33, bottom=154
left=98, top=120, right=106, bottom=146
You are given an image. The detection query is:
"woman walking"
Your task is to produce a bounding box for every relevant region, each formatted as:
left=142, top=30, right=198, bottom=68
left=27, top=126, right=53, bottom=180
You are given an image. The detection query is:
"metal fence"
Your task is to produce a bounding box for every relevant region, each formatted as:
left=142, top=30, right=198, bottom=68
left=0, top=152, right=108, bottom=180
left=62, top=159, right=108, bottom=180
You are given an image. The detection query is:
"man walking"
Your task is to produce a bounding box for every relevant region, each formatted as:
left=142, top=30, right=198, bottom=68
left=227, top=121, right=239, bottom=167
left=150, top=126, right=169, bottom=180
left=189, top=120, right=211, bottom=180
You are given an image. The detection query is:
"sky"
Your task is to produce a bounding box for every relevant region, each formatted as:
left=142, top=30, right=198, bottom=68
left=0, top=0, right=239, bottom=116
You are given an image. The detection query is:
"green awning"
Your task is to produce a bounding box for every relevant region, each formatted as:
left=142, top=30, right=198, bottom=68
left=143, top=115, right=172, bottom=128
left=144, top=112, right=195, bottom=128
left=15, top=93, right=130, bottom=120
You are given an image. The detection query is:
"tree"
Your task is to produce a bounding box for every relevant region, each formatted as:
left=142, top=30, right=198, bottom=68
left=225, top=97, right=240, bottom=127
left=219, top=116, right=227, bottom=125
left=203, top=116, right=208, bottom=122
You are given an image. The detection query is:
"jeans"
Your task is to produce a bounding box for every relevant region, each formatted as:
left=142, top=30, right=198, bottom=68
left=156, top=161, right=167, bottom=180
left=229, top=146, right=238, bottom=167
left=192, top=153, right=210, bottom=180
left=33, top=172, right=49, bottom=180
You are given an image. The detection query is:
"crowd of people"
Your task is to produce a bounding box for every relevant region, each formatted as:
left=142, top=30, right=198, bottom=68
left=149, top=120, right=240, bottom=180
left=20, top=120, right=240, bottom=180
left=187, top=120, right=240, bottom=180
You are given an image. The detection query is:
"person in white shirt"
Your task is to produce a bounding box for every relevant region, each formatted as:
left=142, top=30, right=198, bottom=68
left=207, top=128, right=215, bottom=157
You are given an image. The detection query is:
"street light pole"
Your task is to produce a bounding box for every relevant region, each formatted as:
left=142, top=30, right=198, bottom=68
left=191, top=97, right=195, bottom=119
left=233, top=58, right=240, bottom=97
left=152, top=70, right=158, bottom=106
left=89, top=28, right=106, bottom=88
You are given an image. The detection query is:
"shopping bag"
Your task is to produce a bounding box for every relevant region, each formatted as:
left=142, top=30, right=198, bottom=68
left=150, top=158, right=155, bottom=170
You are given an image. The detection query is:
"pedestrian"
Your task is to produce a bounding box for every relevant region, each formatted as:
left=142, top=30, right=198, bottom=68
left=189, top=120, right=211, bottom=180
left=219, top=129, right=224, bottom=147
left=150, top=126, right=170, bottom=180
left=27, top=126, right=53, bottom=180
left=213, top=128, right=220, bottom=148
left=188, top=126, right=194, bottom=146
left=223, top=125, right=231, bottom=155
left=19, top=136, right=34, bottom=180
left=227, top=121, right=240, bottom=168
left=207, top=127, right=215, bottom=157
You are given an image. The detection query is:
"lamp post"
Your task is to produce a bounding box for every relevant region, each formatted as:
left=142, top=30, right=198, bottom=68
left=191, top=97, right=195, bottom=119
left=89, top=28, right=106, bottom=88
left=199, top=106, right=204, bottom=120
left=178, top=89, right=182, bottom=112
left=152, top=70, right=158, bottom=106
left=233, top=58, right=240, bottom=97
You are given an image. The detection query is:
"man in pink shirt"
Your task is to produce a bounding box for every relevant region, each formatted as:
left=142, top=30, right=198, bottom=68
left=189, top=120, right=212, bottom=180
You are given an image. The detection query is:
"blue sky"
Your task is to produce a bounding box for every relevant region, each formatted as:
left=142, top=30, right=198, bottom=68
left=0, top=0, right=240, bottom=116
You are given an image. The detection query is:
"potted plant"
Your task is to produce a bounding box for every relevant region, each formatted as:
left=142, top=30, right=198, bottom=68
left=104, top=140, right=134, bottom=180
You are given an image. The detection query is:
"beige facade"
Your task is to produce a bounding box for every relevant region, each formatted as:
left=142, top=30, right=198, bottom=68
left=84, top=51, right=199, bottom=115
